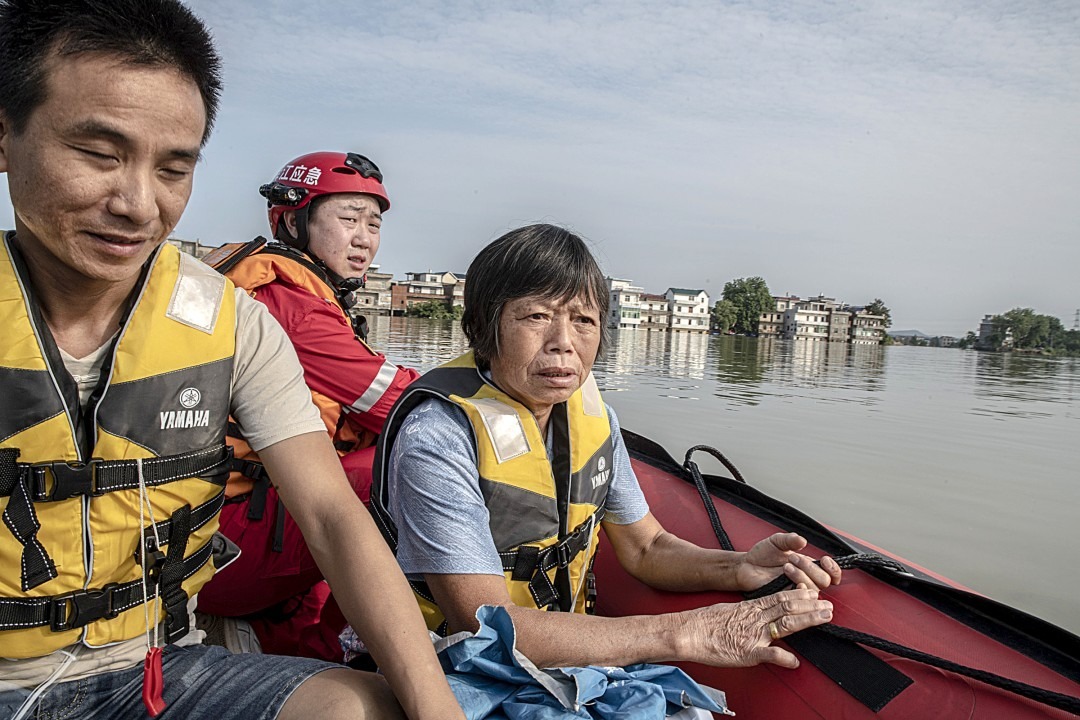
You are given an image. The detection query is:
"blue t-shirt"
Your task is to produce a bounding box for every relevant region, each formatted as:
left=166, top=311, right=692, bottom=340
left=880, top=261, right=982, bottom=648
left=389, top=397, right=650, bottom=577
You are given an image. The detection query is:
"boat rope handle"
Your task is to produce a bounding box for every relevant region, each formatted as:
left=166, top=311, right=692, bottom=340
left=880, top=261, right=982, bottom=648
left=682, top=444, right=1080, bottom=717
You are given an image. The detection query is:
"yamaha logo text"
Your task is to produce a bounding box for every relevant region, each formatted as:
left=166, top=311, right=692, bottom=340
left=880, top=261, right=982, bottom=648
left=161, top=387, right=210, bottom=430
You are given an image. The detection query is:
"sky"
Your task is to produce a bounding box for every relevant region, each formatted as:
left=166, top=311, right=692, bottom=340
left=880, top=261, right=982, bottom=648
left=2, top=0, right=1078, bottom=336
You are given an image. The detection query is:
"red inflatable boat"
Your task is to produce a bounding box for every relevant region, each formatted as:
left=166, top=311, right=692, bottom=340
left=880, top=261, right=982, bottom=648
left=594, top=431, right=1080, bottom=719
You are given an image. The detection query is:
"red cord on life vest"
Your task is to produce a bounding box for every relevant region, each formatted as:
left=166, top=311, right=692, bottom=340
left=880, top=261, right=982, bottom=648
left=142, top=647, right=167, bottom=717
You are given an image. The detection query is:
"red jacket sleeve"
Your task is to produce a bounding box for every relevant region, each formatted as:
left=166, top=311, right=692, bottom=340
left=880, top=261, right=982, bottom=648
left=255, top=281, right=420, bottom=436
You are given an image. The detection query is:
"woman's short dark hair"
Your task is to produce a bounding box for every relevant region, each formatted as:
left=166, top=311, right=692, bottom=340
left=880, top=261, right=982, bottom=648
left=0, top=0, right=222, bottom=146
left=462, top=223, right=610, bottom=367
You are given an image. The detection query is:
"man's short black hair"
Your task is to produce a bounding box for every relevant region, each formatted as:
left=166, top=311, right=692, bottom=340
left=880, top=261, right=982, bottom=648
left=0, top=0, right=222, bottom=146
left=462, top=223, right=610, bottom=368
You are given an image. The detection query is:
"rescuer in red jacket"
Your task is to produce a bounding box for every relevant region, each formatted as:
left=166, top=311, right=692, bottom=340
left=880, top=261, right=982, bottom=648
left=197, top=152, right=420, bottom=661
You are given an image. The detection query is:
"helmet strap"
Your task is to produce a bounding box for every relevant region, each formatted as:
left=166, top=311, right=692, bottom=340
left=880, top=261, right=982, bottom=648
left=276, top=205, right=311, bottom=251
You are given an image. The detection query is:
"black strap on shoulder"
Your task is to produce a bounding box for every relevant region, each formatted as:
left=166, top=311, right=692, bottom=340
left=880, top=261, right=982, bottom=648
left=202, top=237, right=267, bottom=275
left=0, top=445, right=228, bottom=591
left=548, top=403, right=574, bottom=612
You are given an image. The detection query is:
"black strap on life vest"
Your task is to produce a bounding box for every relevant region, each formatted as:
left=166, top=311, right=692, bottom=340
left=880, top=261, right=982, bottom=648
left=0, top=445, right=229, bottom=591
left=499, top=509, right=604, bottom=610
left=201, top=237, right=267, bottom=275
left=225, top=443, right=287, bottom=554
left=0, top=504, right=215, bottom=637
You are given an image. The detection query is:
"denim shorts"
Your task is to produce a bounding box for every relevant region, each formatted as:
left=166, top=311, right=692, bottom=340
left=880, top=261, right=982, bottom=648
left=0, top=644, right=336, bottom=720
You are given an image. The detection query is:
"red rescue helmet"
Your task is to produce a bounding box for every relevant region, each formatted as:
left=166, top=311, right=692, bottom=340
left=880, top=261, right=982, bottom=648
left=259, top=151, right=390, bottom=251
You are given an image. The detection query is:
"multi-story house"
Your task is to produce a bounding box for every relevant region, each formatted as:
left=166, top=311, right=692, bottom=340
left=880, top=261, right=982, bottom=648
left=849, top=308, right=887, bottom=345
left=390, top=271, right=465, bottom=315
left=828, top=307, right=852, bottom=342
left=759, top=296, right=800, bottom=337
left=976, top=313, right=1013, bottom=350
left=352, top=264, right=393, bottom=316
left=639, top=293, right=670, bottom=332
left=607, top=278, right=644, bottom=329
left=758, top=293, right=884, bottom=344
left=666, top=288, right=710, bottom=333
left=783, top=297, right=835, bottom=341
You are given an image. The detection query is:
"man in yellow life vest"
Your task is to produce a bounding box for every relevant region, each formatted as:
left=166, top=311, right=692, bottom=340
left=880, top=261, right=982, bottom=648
left=0, top=1, right=463, bottom=719
left=197, top=152, right=420, bottom=661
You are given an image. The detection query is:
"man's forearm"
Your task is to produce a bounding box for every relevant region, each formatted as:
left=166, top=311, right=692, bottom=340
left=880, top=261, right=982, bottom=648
left=302, top=504, right=461, bottom=719
left=260, top=434, right=465, bottom=720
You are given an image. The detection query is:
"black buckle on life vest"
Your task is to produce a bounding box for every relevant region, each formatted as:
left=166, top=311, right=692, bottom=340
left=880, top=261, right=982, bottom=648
left=49, top=583, right=120, bottom=632
left=555, top=541, right=574, bottom=568
left=32, top=459, right=102, bottom=501
left=135, top=532, right=168, bottom=584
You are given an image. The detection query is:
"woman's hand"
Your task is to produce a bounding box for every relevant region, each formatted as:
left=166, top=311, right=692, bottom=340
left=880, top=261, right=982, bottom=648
left=735, top=532, right=842, bottom=592
left=679, top=586, right=833, bottom=668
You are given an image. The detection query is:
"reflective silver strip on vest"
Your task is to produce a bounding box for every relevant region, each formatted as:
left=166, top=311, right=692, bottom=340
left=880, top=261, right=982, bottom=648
left=581, top=374, right=603, bottom=418
left=167, top=252, right=226, bottom=334
left=347, top=360, right=399, bottom=413
left=468, top=397, right=531, bottom=464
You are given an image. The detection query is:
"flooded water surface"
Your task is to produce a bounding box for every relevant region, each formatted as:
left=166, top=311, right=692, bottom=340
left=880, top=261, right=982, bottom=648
left=370, top=317, right=1080, bottom=634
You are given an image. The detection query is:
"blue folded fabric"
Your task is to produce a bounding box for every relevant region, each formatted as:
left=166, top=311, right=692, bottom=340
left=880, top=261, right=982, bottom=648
left=436, top=606, right=733, bottom=719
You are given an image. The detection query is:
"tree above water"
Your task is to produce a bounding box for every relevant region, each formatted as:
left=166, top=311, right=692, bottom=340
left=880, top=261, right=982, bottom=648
left=722, top=277, right=772, bottom=335
left=865, top=298, right=892, bottom=328
left=985, top=308, right=1080, bottom=355
left=710, top=299, right=738, bottom=334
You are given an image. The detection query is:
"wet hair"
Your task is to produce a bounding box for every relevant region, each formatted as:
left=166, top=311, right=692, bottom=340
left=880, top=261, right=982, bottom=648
left=0, top=0, right=222, bottom=146
left=462, top=223, right=610, bottom=367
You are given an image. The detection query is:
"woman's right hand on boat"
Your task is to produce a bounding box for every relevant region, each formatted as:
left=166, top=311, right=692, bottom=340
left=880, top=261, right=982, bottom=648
left=678, top=586, right=833, bottom=669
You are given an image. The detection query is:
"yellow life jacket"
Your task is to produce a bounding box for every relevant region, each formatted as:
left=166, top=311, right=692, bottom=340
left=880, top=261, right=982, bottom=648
left=0, top=235, right=234, bottom=658
left=371, top=351, right=613, bottom=634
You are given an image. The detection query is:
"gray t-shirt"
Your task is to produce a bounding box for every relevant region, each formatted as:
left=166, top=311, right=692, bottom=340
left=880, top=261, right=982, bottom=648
left=389, top=396, right=650, bottom=578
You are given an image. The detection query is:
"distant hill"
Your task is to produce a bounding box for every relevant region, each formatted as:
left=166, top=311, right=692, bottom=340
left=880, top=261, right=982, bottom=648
left=889, top=329, right=932, bottom=338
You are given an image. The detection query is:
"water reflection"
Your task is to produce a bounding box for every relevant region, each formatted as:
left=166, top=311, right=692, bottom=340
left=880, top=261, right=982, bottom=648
left=373, top=316, right=468, bottom=371
left=596, top=329, right=709, bottom=399
left=971, top=351, right=1079, bottom=420
left=372, top=316, right=894, bottom=411
left=714, top=338, right=887, bottom=408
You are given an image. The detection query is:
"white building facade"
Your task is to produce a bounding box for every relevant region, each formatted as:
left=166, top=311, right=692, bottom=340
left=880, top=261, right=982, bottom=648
left=666, top=288, right=710, bottom=333
left=607, top=278, right=644, bottom=329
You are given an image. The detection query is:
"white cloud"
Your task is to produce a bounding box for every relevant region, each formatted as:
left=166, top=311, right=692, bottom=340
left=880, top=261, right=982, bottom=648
left=3, top=0, right=1077, bottom=334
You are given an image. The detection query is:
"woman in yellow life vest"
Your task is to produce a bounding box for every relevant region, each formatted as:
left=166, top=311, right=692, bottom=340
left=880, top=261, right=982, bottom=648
left=371, top=223, right=842, bottom=671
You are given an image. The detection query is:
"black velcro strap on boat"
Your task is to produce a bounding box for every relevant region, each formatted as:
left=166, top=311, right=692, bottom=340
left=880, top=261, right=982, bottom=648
left=745, top=555, right=915, bottom=711
left=0, top=533, right=214, bottom=633
left=785, top=626, right=913, bottom=712
left=682, top=450, right=914, bottom=713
